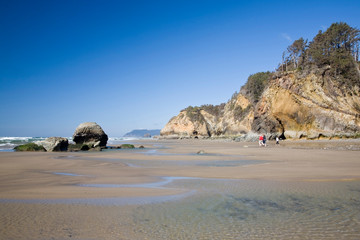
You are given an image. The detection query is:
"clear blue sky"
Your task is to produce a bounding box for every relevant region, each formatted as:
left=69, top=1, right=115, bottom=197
left=1, top=0, right=360, bottom=137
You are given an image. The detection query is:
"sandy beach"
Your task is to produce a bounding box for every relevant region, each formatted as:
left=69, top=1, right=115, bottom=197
left=1, top=139, right=360, bottom=239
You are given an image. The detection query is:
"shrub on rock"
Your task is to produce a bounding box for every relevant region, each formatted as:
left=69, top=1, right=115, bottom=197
left=14, top=143, right=46, bottom=152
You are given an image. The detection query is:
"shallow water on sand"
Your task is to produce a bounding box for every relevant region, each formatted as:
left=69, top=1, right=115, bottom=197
left=129, top=179, right=360, bottom=239
left=1, top=178, right=359, bottom=239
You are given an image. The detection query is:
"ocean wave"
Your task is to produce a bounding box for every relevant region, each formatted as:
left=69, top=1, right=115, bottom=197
left=0, top=143, right=17, bottom=150
left=0, top=143, right=16, bottom=146
left=108, top=137, right=139, bottom=141
left=0, top=136, right=75, bottom=144
left=107, top=136, right=156, bottom=145
left=0, top=136, right=46, bottom=143
left=0, top=137, right=49, bottom=151
left=0, top=143, right=17, bottom=151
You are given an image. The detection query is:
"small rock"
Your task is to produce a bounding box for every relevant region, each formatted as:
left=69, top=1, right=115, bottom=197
left=120, top=144, right=135, bottom=149
left=197, top=150, right=206, bottom=155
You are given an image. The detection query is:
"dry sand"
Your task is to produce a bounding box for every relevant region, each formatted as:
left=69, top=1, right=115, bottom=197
left=1, top=139, right=360, bottom=239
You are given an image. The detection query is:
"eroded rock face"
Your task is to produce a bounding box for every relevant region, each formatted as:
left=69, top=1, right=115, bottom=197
left=254, top=72, right=360, bottom=139
left=160, top=111, right=211, bottom=138
left=161, top=71, right=360, bottom=139
left=38, top=137, right=69, bottom=152
left=160, top=93, right=254, bottom=138
left=72, top=122, right=108, bottom=147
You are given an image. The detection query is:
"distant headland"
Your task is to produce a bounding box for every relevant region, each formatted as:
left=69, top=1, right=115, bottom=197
left=123, top=129, right=161, bottom=138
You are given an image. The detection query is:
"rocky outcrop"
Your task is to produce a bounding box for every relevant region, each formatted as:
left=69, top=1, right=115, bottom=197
left=160, top=94, right=254, bottom=138
left=38, top=137, right=69, bottom=152
left=72, top=122, right=108, bottom=147
left=161, top=70, right=360, bottom=139
left=13, top=123, right=107, bottom=152
left=160, top=110, right=211, bottom=138
left=254, top=71, right=360, bottom=139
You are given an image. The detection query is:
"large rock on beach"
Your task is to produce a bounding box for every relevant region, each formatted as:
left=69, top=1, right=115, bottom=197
left=38, top=137, right=69, bottom=152
left=72, top=122, right=108, bottom=147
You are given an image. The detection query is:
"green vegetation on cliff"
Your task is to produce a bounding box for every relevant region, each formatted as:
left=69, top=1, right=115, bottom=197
left=242, top=71, right=273, bottom=103
left=183, top=104, right=225, bottom=123
left=241, top=22, right=360, bottom=105
left=280, top=22, right=360, bottom=87
left=183, top=106, right=205, bottom=123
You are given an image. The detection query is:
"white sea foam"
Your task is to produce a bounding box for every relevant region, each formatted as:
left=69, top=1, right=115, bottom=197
left=0, top=136, right=33, bottom=141
left=0, top=143, right=16, bottom=147
left=107, top=137, right=144, bottom=145
left=0, top=136, right=47, bottom=151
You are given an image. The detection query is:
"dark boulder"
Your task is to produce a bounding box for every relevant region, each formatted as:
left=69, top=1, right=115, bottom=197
left=72, top=122, right=108, bottom=147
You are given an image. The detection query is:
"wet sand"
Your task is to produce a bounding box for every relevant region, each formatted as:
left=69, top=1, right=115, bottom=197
left=1, top=139, right=360, bottom=239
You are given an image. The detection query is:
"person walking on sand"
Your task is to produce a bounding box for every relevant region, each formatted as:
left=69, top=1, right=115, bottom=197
left=263, top=135, right=267, bottom=147
left=259, top=135, right=264, bottom=146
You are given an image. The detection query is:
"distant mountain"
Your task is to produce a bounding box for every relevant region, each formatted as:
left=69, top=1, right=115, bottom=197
left=123, top=129, right=161, bottom=138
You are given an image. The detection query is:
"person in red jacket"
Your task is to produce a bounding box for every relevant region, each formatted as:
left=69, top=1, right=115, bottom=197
left=259, top=135, right=264, bottom=146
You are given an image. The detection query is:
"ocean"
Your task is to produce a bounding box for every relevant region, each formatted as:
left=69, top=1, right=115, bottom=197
left=0, top=137, right=47, bottom=152
left=0, top=136, right=150, bottom=152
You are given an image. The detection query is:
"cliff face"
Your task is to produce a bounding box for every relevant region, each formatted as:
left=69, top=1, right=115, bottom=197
left=160, top=112, right=211, bottom=138
left=160, top=93, right=255, bottom=138
left=253, top=70, right=360, bottom=139
left=161, top=69, right=360, bottom=139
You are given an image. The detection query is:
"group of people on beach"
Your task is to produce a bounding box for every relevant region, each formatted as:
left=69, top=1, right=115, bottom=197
left=259, top=135, right=267, bottom=147
left=259, top=135, right=280, bottom=147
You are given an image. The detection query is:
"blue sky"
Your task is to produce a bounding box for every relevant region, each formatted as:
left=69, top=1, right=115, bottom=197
left=1, top=0, right=360, bottom=137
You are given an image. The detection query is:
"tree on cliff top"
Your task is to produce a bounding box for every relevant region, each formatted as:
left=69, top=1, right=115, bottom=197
left=308, top=22, right=359, bottom=63
left=307, top=22, right=360, bottom=85
left=278, top=22, right=360, bottom=87
left=286, top=37, right=307, bottom=70
left=242, top=71, right=272, bottom=103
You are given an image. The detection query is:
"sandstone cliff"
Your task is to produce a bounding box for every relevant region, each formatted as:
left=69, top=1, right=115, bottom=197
left=161, top=69, right=360, bottom=140
left=252, top=69, right=360, bottom=139
left=160, top=94, right=255, bottom=138
left=161, top=23, right=360, bottom=140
